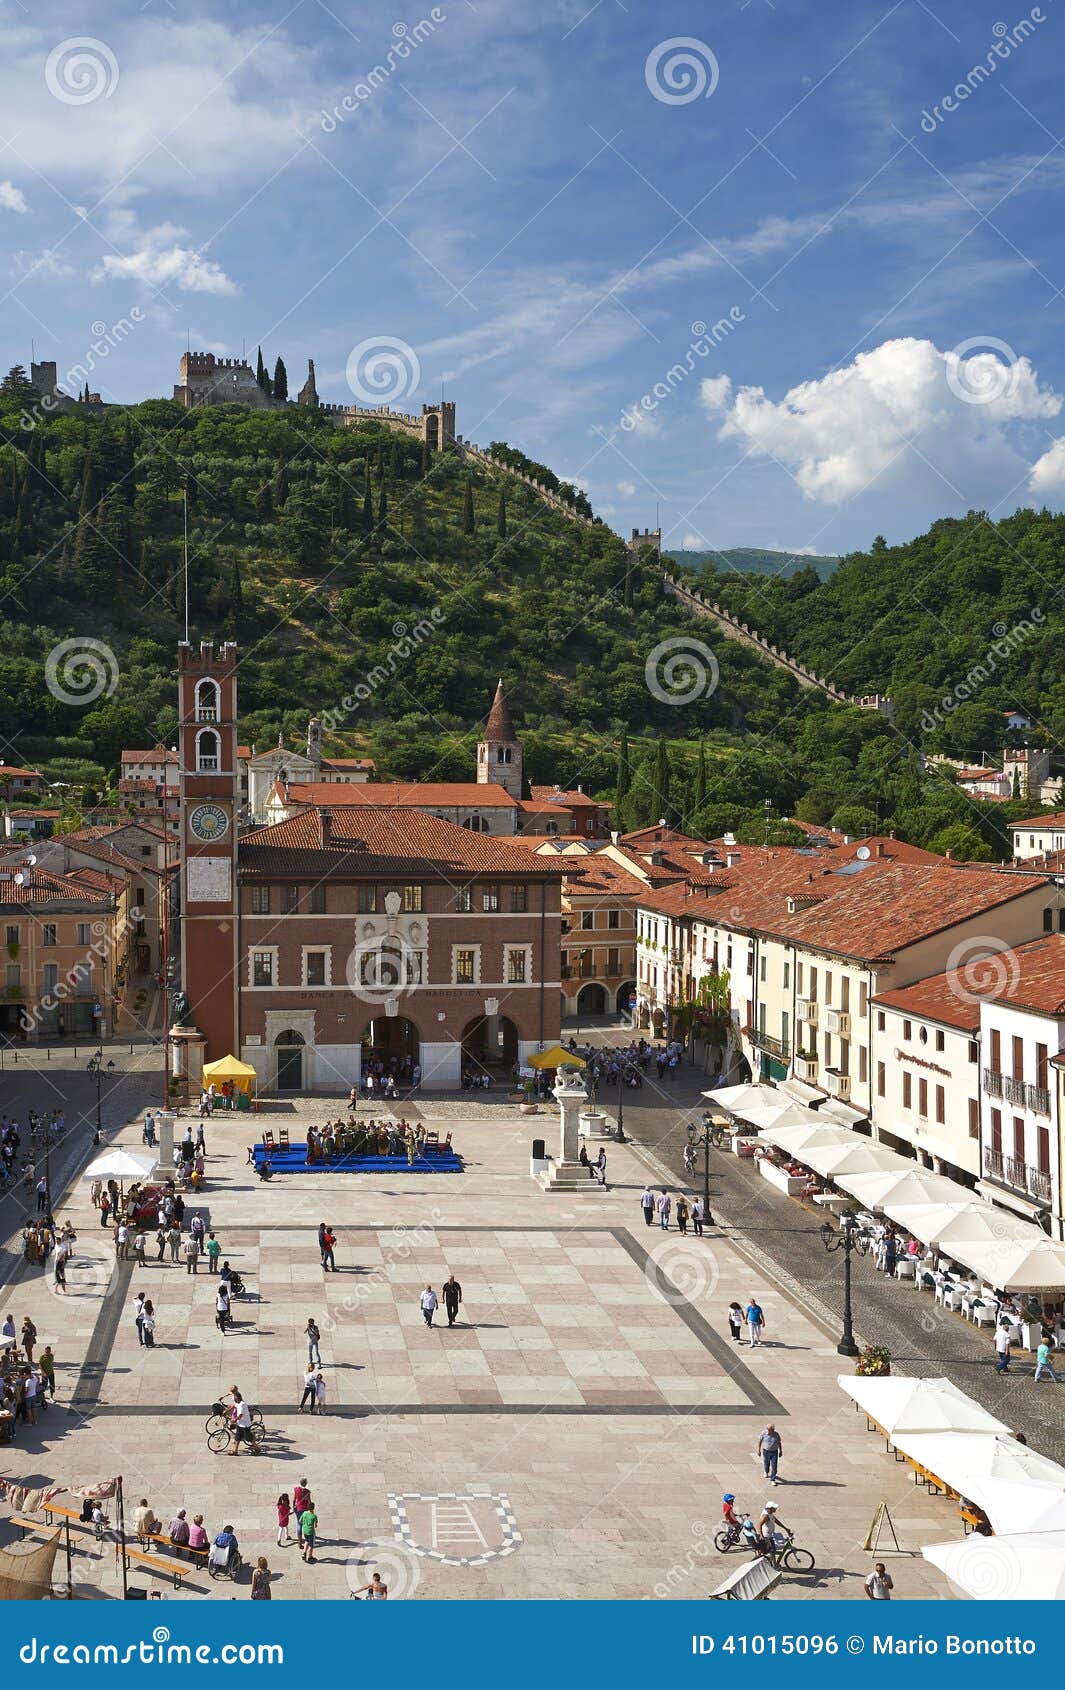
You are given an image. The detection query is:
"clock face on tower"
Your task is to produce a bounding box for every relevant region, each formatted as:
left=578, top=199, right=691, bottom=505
left=189, top=802, right=230, bottom=843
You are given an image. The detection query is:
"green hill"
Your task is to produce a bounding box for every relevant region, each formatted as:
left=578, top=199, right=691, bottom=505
left=665, top=546, right=839, bottom=580
left=0, top=367, right=1053, bottom=861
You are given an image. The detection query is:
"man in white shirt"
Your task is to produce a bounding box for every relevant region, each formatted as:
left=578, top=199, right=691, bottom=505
left=230, top=1392, right=256, bottom=1455
left=420, top=1285, right=438, bottom=1327
left=994, top=1320, right=1012, bottom=1374
left=864, top=1563, right=894, bottom=1600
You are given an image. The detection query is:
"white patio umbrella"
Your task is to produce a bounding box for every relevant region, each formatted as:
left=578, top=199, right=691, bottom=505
left=931, top=1207, right=1038, bottom=1253
left=801, top=1141, right=907, bottom=1180
left=82, top=1149, right=156, bottom=1182
left=882, top=1199, right=990, bottom=1244
left=938, top=1234, right=1065, bottom=1292
left=923, top=1531, right=1065, bottom=1600
left=837, top=1167, right=964, bottom=1210
left=734, top=1099, right=819, bottom=1131
left=838, top=1374, right=1010, bottom=1436
left=893, top=1431, right=1065, bottom=1491
left=760, top=1123, right=849, bottom=1155
left=702, top=1083, right=770, bottom=1115
left=963, top=1475, right=1065, bottom=1536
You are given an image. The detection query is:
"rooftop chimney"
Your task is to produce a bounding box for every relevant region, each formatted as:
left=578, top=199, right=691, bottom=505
left=321, top=807, right=333, bottom=848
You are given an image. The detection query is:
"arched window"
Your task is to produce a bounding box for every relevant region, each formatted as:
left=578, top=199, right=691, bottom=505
left=195, top=679, right=220, bottom=722
left=462, top=815, right=489, bottom=833
left=497, top=746, right=512, bottom=764
left=196, top=728, right=221, bottom=772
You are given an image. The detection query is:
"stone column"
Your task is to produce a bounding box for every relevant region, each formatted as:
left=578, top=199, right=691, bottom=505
left=539, top=1070, right=596, bottom=1192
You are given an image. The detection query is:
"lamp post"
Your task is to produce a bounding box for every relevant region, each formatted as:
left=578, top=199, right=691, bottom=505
left=94, top=1047, right=103, bottom=1144
left=819, top=1212, right=861, bottom=1358
left=686, top=1116, right=715, bottom=1227
left=615, top=1086, right=626, bottom=1143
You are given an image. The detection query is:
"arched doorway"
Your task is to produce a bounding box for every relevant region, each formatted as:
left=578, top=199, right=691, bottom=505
left=651, top=1007, right=665, bottom=1037
left=424, top=413, right=439, bottom=451
left=275, top=1029, right=306, bottom=1091
left=461, top=1012, right=518, bottom=1080
left=361, top=1015, right=420, bottom=1082
left=577, top=982, right=607, bottom=1015
left=615, top=980, right=637, bottom=1018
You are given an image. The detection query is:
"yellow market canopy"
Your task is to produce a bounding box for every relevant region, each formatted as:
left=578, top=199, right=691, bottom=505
left=203, top=1054, right=258, bottom=1093
left=527, top=1045, right=586, bottom=1070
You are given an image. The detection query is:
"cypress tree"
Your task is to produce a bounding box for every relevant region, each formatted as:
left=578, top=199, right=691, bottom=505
left=275, top=462, right=289, bottom=507
left=378, top=482, right=388, bottom=527
left=273, top=357, right=288, bottom=403
left=421, top=437, right=431, bottom=477
left=255, top=480, right=273, bottom=523
left=653, top=739, right=671, bottom=821
left=256, top=346, right=268, bottom=391
left=497, top=487, right=507, bottom=538
left=616, top=728, right=631, bottom=813
left=230, top=554, right=244, bottom=617
left=462, top=477, right=475, bottom=535
left=696, top=739, right=707, bottom=809
left=362, top=461, right=373, bottom=530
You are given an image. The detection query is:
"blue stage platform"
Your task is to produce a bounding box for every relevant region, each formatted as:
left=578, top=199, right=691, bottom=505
left=253, top=1143, right=464, bottom=1174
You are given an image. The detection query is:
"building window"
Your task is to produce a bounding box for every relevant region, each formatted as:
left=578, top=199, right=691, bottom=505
left=918, top=1078, right=928, bottom=1118
left=454, top=887, right=472, bottom=913
left=195, top=728, right=220, bottom=772
left=6, top=965, right=20, bottom=992
left=935, top=1085, right=945, bottom=1125
left=195, top=678, right=220, bottom=722
left=42, top=963, right=57, bottom=993
left=991, top=1108, right=1002, bottom=1154
left=357, top=887, right=376, bottom=914
left=783, top=960, right=790, bottom=991
left=902, top=1071, right=912, bottom=1109
left=308, top=884, right=326, bottom=914
left=968, top=1038, right=978, bottom=1064
left=253, top=951, right=274, bottom=987
left=506, top=947, right=528, bottom=985
left=903, top=1019, right=911, bottom=1041
left=859, top=980, right=867, bottom=1016
left=77, top=923, right=90, bottom=946
left=1038, top=1125, right=1051, bottom=1174
left=876, top=1010, right=885, bottom=1032
left=968, top=1098, right=979, bottom=1140
left=581, top=911, right=594, bottom=930
left=42, top=924, right=56, bottom=948
left=454, top=947, right=478, bottom=985
left=280, top=884, right=298, bottom=914
left=1044, top=906, right=1055, bottom=933
left=511, top=886, right=527, bottom=912
left=935, top=1029, right=945, bottom=1053
left=251, top=886, right=270, bottom=915
left=608, top=908, right=620, bottom=930
left=482, top=884, right=500, bottom=913
left=5, top=925, right=17, bottom=947
left=607, top=947, right=620, bottom=975
left=759, top=954, right=767, bottom=983
left=406, top=952, right=424, bottom=985
left=402, top=885, right=423, bottom=913
left=497, top=747, right=512, bottom=764
left=877, top=1061, right=885, bottom=1097
left=859, top=1045, right=867, bottom=1084
left=305, top=951, right=327, bottom=986
left=1037, top=1042, right=1049, bottom=1091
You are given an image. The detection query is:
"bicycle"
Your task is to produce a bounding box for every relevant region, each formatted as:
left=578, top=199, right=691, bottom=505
left=760, top=1531, right=815, bottom=1574
left=204, top=1401, right=264, bottom=1436
left=683, top=1145, right=697, bottom=1178
left=206, top=1420, right=266, bottom=1454
left=713, top=1520, right=746, bottom=1553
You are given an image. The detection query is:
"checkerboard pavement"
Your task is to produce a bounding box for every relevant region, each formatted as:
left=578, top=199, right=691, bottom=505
left=0, top=1101, right=959, bottom=1599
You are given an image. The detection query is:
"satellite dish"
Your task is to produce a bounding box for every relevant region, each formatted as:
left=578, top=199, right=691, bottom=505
left=25, top=854, right=36, bottom=866
left=723, top=832, right=737, bottom=846
left=856, top=845, right=871, bottom=861
left=13, top=872, right=24, bottom=885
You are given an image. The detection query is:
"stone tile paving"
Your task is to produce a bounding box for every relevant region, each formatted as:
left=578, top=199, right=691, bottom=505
left=0, top=1095, right=961, bottom=1600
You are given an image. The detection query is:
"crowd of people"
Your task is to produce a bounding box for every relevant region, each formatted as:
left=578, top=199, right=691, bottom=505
left=0, top=1313, right=57, bottom=1442
left=352, top=1054, right=421, bottom=1103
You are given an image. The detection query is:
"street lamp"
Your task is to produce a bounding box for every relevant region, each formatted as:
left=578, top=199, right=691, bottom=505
left=686, top=1116, right=715, bottom=1227
left=615, top=1086, right=626, bottom=1143
left=94, top=1047, right=103, bottom=1144
left=819, top=1212, right=861, bottom=1358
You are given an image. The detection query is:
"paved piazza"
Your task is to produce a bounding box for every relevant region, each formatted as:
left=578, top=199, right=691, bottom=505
left=1, top=1095, right=959, bottom=1600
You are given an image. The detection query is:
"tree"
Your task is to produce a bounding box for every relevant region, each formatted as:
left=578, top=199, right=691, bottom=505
left=497, top=487, right=507, bottom=539
left=0, top=365, right=35, bottom=397
left=256, top=346, right=270, bottom=393
left=695, top=739, right=707, bottom=809
left=273, top=357, right=288, bottom=403
left=653, top=739, right=671, bottom=820
left=255, top=480, right=273, bottom=523
left=362, top=460, right=373, bottom=531
left=927, top=822, right=993, bottom=862
left=378, top=482, right=388, bottom=528
left=462, top=477, right=475, bottom=535
left=615, top=728, right=631, bottom=812
left=275, top=462, right=289, bottom=508
left=230, top=554, right=244, bottom=617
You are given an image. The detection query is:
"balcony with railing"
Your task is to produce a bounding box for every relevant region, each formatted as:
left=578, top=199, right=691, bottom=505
left=1003, top=1076, right=1026, bottom=1106
left=745, top=1026, right=790, bottom=1061
left=1027, top=1083, right=1051, bottom=1117
left=196, top=706, right=218, bottom=722
left=982, top=1068, right=1002, bottom=1098
left=983, top=1146, right=1053, bottom=1204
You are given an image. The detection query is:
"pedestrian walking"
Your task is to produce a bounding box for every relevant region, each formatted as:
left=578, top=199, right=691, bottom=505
left=206, top=1232, right=221, bottom=1273
left=298, top=1500, right=318, bottom=1563
left=727, top=1301, right=744, bottom=1342
left=420, top=1285, right=438, bottom=1327
left=35, top=1176, right=47, bottom=1214
left=155, top=1225, right=167, bottom=1262
left=116, top=1221, right=130, bottom=1260
left=39, top=1345, right=55, bottom=1398
left=1035, top=1340, right=1060, bottom=1384
left=864, top=1563, right=894, bottom=1600
left=293, top=1479, right=310, bottom=1520
left=640, top=1186, right=654, bottom=1228
left=298, top=1364, right=317, bottom=1414
left=305, top=1318, right=322, bottom=1364
left=656, top=1190, right=671, bottom=1230
left=314, top=1370, right=327, bottom=1414
left=251, top=1557, right=272, bottom=1599
left=276, top=1494, right=293, bottom=1546
left=596, top=1147, right=607, bottom=1188
left=168, top=1224, right=181, bottom=1264
left=185, top=1237, right=199, bottom=1276
left=321, top=1226, right=337, bottom=1273
left=190, top=1214, right=206, bottom=1255
left=216, top=1285, right=230, bottom=1334
left=133, top=1291, right=146, bottom=1346
left=676, top=1196, right=689, bottom=1235
left=757, top=1422, right=783, bottom=1483
left=133, top=1231, right=147, bottom=1268
left=994, top=1321, right=1012, bottom=1373
left=745, top=1296, right=766, bottom=1348
left=442, top=1274, right=462, bottom=1328
left=691, top=1197, right=704, bottom=1237
left=142, top=1300, right=156, bottom=1348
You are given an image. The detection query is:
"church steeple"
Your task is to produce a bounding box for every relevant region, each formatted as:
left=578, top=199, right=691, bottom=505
left=477, top=678, right=523, bottom=799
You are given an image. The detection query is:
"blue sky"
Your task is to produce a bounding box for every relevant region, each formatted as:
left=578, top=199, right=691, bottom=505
left=4, top=0, right=1065, bottom=555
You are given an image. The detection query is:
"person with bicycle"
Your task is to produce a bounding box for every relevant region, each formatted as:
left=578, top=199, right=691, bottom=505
left=230, top=1389, right=259, bottom=1456
left=754, top=1502, right=791, bottom=1559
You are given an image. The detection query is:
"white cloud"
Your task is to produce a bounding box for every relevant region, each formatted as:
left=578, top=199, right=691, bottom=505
left=1029, top=439, right=1065, bottom=495
left=700, top=374, right=731, bottom=411
left=681, top=532, right=707, bottom=550
left=0, top=180, right=27, bottom=213
left=617, top=480, right=636, bottom=496
left=619, top=401, right=659, bottom=437
left=702, top=337, right=1062, bottom=504
left=11, top=248, right=74, bottom=279
left=95, top=227, right=236, bottom=295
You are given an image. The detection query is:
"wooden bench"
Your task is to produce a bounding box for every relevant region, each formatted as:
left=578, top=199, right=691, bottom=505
left=122, top=1546, right=194, bottom=1588
left=10, top=1514, right=60, bottom=1540
left=138, top=1529, right=208, bottom=1566
left=709, top=1557, right=782, bottom=1600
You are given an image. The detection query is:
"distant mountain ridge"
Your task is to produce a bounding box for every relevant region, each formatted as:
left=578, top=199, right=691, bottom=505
left=665, top=546, right=839, bottom=580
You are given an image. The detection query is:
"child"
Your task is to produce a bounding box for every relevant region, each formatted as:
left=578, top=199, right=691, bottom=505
left=276, top=1493, right=293, bottom=1546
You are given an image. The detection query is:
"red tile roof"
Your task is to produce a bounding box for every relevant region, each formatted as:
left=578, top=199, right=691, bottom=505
left=321, top=757, right=375, bottom=771
left=0, top=864, right=116, bottom=908
left=0, top=765, right=42, bottom=779
left=873, top=970, right=983, bottom=1032
left=1013, top=811, right=1065, bottom=829
left=529, top=786, right=606, bottom=808
left=987, top=932, right=1065, bottom=1015
left=562, top=858, right=648, bottom=898
left=121, top=747, right=178, bottom=764
left=240, top=807, right=566, bottom=879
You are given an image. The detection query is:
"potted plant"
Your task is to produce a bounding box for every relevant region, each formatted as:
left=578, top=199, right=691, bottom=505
left=855, top=1343, right=891, bottom=1377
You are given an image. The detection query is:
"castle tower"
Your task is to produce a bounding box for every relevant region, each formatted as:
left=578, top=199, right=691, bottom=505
left=307, top=713, right=322, bottom=771
left=421, top=401, right=455, bottom=452
left=298, top=359, right=319, bottom=407
left=177, top=639, right=240, bottom=1063
left=477, top=678, right=523, bottom=800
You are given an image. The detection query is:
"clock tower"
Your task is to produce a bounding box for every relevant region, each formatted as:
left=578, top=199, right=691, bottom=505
left=177, top=638, right=240, bottom=1063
